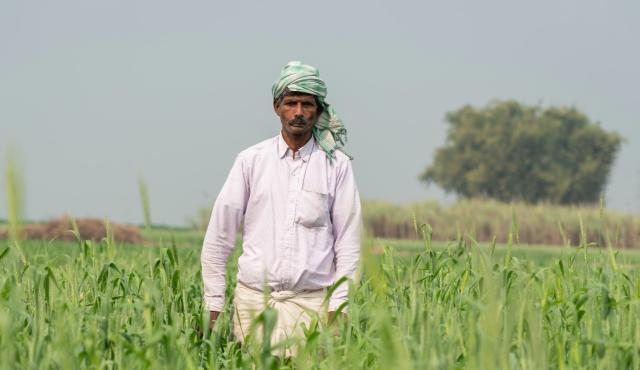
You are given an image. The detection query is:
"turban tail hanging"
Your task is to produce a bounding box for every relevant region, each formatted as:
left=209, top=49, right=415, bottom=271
left=272, top=61, right=351, bottom=161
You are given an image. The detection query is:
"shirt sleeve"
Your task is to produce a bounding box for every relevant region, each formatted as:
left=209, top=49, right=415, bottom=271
left=200, top=154, right=249, bottom=312
left=329, top=158, right=362, bottom=312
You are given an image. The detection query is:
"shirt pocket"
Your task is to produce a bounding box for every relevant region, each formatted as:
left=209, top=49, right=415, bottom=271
left=296, top=189, right=329, bottom=228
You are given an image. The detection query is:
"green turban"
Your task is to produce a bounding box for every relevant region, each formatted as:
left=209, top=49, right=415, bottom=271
left=272, top=61, right=351, bottom=161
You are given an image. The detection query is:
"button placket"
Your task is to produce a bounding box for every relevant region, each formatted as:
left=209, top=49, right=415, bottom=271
left=283, top=156, right=301, bottom=290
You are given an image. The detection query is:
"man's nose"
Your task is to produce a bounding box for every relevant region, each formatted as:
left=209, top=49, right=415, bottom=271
left=293, top=103, right=304, bottom=116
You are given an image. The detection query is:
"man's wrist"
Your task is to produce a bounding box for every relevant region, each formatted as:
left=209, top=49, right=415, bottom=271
left=209, top=311, right=220, bottom=330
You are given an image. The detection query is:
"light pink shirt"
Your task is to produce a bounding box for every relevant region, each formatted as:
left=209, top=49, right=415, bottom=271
left=201, top=133, right=361, bottom=312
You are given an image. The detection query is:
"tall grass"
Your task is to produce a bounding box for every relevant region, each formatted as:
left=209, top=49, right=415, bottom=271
left=3, top=151, right=27, bottom=266
left=138, top=176, right=152, bottom=230
left=1, top=227, right=639, bottom=368
left=5, top=151, right=22, bottom=244
left=2, top=157, right=639, bottom=368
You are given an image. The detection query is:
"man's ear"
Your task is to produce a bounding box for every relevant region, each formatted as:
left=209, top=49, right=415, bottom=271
left=273, top=100, right=280, bottom=115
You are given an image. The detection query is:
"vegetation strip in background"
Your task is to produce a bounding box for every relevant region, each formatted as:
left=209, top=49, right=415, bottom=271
left=363, top=199, right=640, bottom=248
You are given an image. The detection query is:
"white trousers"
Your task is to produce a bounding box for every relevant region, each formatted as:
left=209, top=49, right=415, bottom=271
left=232, top=282, right=326, bottom=356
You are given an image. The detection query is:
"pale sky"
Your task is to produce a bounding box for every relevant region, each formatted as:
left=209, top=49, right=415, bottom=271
left=1, top=1, right=639, bottom=226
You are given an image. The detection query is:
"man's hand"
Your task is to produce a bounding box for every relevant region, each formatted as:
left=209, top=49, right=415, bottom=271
left=327, top=311, right=347, bottom=337
left=196, top=311, right=221, bottom=339
left=209, top=311, right=220, bottom=330
left=328, top=311, right=347, bottom=325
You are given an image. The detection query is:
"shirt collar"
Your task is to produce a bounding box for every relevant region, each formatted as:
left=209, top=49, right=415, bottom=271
left=277, top=133, right=314, bottom=162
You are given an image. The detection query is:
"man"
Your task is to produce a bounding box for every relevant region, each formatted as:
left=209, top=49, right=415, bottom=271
left=201, top=61, right=361, bottom=354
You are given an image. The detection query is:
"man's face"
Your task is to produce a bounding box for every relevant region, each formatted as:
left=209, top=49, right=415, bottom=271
left=274, top=94, right=320, bottom=137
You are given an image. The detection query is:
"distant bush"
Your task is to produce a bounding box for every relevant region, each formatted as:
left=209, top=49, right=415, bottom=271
left=0, top=216, right=143, bottom=244
left=364, top=199, right=640, bottom=248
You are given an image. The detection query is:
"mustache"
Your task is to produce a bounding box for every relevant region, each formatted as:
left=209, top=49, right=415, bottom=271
left=288, top=117, right=309, bottom=125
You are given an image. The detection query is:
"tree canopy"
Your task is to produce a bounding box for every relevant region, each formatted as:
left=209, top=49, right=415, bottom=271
left=421, top=101, right=623, bottom=205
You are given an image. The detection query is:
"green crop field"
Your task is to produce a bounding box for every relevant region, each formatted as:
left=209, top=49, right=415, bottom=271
left=1, top=229, right=639, bottom=369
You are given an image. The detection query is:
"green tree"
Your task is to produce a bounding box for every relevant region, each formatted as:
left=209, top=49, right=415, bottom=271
left=421, top=100, right=623, bottom=204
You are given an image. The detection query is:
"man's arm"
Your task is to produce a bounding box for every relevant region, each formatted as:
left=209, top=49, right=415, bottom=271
left=201, top=154, right=249, bottom=326
left=329, top=158, right=362, bottom=315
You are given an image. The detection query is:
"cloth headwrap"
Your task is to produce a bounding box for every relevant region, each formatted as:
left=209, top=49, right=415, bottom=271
left=272, top=61, right=351, bottom=161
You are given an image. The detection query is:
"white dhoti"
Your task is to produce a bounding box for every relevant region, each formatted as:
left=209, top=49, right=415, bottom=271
left=232, top=282, right=327, bottom=356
